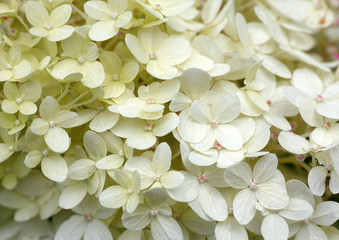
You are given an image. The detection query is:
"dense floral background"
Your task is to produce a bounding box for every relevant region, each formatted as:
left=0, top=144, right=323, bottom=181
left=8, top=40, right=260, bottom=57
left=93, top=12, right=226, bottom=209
left=0, top=0, right=339, bottom=239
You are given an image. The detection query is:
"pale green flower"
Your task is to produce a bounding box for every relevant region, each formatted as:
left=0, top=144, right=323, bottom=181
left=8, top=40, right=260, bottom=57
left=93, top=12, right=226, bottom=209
left=100, top=51, right=139, bottom=99
left=25, top=1, right=74, bottom=42
left=0, top=46, right=31, bottom=82
left=1, top=81, right=41, bottom=115
left=84, top=0, right=132, bottom=41
left=51, top=26, right=105, bottom=88
left=31, top=96, right=78, bottom=153
left=122, top=188, right=184, bottom=240
left=24, top=127, right=68, bottom=182
left=0, top=112, right=28, bottom=135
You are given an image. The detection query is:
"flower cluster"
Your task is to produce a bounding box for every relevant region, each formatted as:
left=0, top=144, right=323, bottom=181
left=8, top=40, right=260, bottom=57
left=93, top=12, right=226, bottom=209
left=0, top=0, right=339, bottom=239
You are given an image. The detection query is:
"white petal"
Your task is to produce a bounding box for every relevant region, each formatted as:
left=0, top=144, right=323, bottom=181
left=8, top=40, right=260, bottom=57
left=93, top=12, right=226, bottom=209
left=89, top=20, right=118, bottom=41
left=84, top=219, right=113, bottom=240
left=212, top=94, right=240, bottom=123
left=263, top=108, right=291, bottom=131
left=84, top=1, right=111, bottom=20
left=177, top=109, right=208, bottom=143
left=49, top=4, right=72, bottom=27
left=308, top=166, right=327, bottom=196
left=146, top=60, right=178, bottom=80
left=121, top=205, right=152, bottom=230
left=215, top=124, right=243, bottom=151
left=191, top=100, right=212, bottom=124
left=167, top=172, right=199, bottom=202
left=215, top=217, right=248, bottom=240
left=233, top=188, right=257, bottom=225
left=253, top=154, right=278, bottom=184
left=296, top=223, right=328, bottom=240
left=179, top=68, right=211, bottom=100
left=245, top=118, right=271, bottom=153
left=257, top=54, right=291, bottom=79
left=80, top=61, right=105, bottom=88
left=59, top=182, right=87, bottom=209
left=41, top=155, right=68, bottom=182
left=299, top=98, right=324, bottom=127
left=14, top=203, right=39, bottom=222
left=152, top=142, right=171, bottom=174
left=256, top=171, right=289, bottom=210
left=89, top=110, right=119, bottom=133
left=25, top=1, right=49, bottom=27
left=84, top=131, right=107, bottom=160
left=310, top=201, right=339, bottom=226
left=47, top=25, right=74, bottom=42
left=316, top=101, right=339, bottom=119
left=123, top=157, right=154, bottom=189
left=68, top=159, right=96, bottom=180
left=180, top=208, right=216, bottom=235
left=261, top=213, right=288, bottom=240
left=310, top=127, right=333, bottom=147
left=330, top=170, right=339, bottom=194
left=157, top=37, right=192, bottom=65
left=127, top=132, right=156, bottom=150
left=54, top=215, right=87, bottom=240
left=95, top=154, right=123, bottom=170
left=153, top=112, right=180, bottom=137
left=224, top=162, right=252, bottom=188
left=125, top=34, right=149, bottom=64
left=44, top=127, right=70, bottom=153
left=99, top=185, right=128, bottom=209
left=278, top=198, right=314, bottom=221
left=278, top=131, right=311, bottom=154
left=150, top=215, right=183, bottom=240
left=292, top=68, right=323, bottom=96
left=161, top=171, right=184, bottom=189
left=198, top=183, right=228, bottom=221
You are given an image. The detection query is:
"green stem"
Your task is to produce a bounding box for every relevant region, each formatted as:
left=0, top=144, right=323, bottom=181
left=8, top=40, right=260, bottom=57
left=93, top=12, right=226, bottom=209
left=16, top=14, right=30, bottom=32
left=71, top=3, right=87, bottom=20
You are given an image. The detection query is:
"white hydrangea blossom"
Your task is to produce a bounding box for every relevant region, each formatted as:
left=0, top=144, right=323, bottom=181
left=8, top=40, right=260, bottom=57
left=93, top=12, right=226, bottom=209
left=0, top=0, right=338, bottom=239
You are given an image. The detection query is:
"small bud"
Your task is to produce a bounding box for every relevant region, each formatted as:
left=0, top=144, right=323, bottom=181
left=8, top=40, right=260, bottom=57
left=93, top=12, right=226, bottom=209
left=145, top=123, right=152, bottom=131
left=199, top=175, right=206, bottom=182
left=211, top=120, right=218, bottom=127
left=44, top=23, right=52, bottom=30
left=151, top=210, right=159, bottom=216
left=16, top=98, right=23, bottom=104
left=78, top=56, right=85, bottom=64
left=147, top=97, right=154, bottom=103
left=49, top=121, right=55, bottom=127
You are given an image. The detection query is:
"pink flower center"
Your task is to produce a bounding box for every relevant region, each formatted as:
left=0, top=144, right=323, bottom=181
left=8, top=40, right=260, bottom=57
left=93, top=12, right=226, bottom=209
left=211, top=120, right=218, bottom=127
left=216, top=142, right=223, bottom=150
left=326, top=163, right=333, bottom=170
left=250, top=183, right=257, bottom=189
left=78, top=56, right=85, bottom=64
left=199, top=175, right=206, bottom=182
left=316, top=94, right=323, bottom=101
left=151, top=210, right=158, bottom=216
left=302, top=219, right=309, bottom=224
left=296, top=154, right=306, bottom=161
left=44, top=23, right=52, bottom=30
left=84, top=214, right=91, bottom=221
left=154, top=3, right=161, bottom=9
left=147, top=97, right=154, bottom=103
left=326, top=121, right=331, bottom=127
left=266, top=100, right=272, bottom=105
left=151, top=52, right=157, bottom=59
left=145, top=123, right=152, bottom=131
